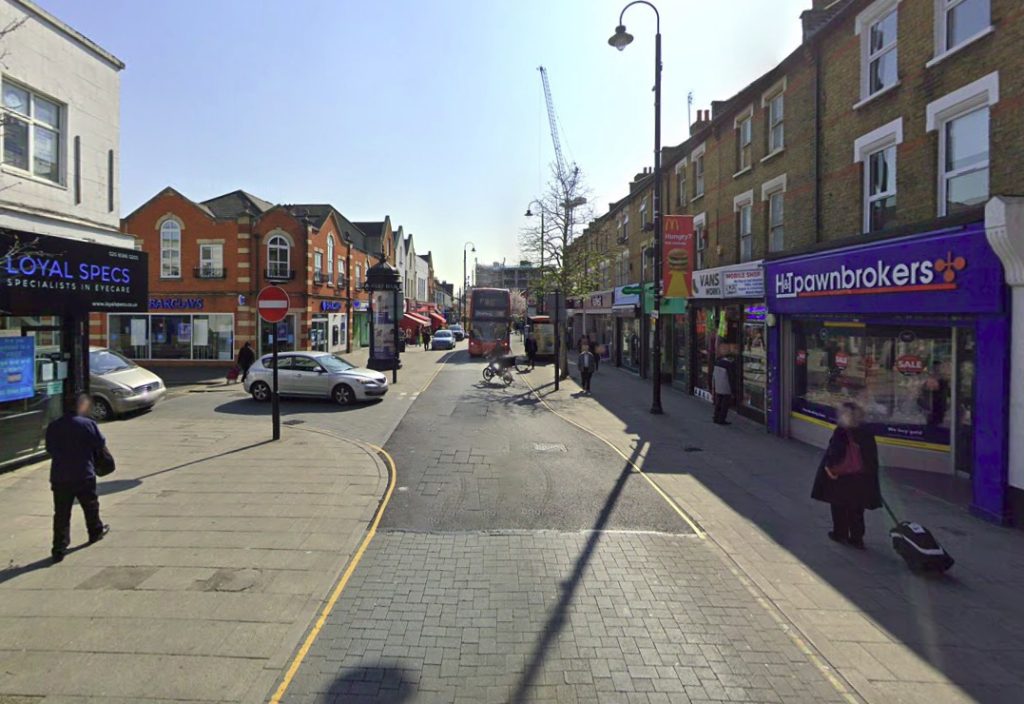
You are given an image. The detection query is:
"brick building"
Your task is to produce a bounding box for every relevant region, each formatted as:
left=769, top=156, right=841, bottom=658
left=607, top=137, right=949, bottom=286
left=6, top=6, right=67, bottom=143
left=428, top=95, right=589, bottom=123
left=94, top=188, right=392, bottom=364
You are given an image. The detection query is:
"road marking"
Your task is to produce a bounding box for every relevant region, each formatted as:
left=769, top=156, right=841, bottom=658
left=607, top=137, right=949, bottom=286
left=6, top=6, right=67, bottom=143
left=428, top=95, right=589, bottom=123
left=269, top=352, right=452, bottom=703
left=521, top=374, right=705, bottom=539
left=521, top=374, right=861, bottom=704
left=269, top=442, right=397, bottom=704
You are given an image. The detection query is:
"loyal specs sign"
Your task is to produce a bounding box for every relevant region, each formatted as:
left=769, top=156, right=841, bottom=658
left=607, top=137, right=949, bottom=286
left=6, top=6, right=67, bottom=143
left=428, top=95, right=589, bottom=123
left=766, top=225, right=1004, bottom=315
left=1, top=230, right=148, bottom=313
left=662, top=215, right=695, bottom=298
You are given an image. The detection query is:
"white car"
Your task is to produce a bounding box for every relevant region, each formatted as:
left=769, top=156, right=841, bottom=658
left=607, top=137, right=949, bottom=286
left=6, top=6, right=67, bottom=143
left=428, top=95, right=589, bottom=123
left=244, top=351, right=388, bottom=405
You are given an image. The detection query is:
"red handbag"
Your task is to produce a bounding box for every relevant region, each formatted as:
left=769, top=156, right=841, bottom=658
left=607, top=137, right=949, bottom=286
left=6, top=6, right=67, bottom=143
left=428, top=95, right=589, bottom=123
left=831, top=430, right=864, bottom=476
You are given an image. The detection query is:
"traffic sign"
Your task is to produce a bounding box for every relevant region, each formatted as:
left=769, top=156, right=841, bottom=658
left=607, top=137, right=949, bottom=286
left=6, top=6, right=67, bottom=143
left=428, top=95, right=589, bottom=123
left=257, top=286, right=290, bottom=323
left=621, top=285, right=643, bottom=295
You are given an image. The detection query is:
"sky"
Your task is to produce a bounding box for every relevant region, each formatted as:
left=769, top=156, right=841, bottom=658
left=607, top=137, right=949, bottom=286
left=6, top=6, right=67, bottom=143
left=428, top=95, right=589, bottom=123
left=39, top=0, right=807, bottom=288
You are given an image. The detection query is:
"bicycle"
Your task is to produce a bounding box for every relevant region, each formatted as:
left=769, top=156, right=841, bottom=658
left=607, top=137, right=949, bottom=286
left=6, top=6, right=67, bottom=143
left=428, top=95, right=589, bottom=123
left=482, top=356, right=515, bottom=386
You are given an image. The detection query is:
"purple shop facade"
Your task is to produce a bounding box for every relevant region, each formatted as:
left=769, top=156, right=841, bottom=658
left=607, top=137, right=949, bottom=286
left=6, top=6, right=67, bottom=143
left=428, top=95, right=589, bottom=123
left=764, top=222, right=1011, bottom=524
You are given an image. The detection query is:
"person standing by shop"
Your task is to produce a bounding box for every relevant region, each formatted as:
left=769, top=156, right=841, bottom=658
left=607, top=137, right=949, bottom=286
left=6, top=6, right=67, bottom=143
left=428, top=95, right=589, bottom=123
left=712, top=347, right=737, bottom=425
left=421, top=328, right=431, bottom=351
left=525, top=333, right=538, bottom=370
left=578, top=345, right=596, bottom=393
left=236, top=341, right=255, bottom=384
left=45, top=394, right=110, bottom=563
left=811, top=401, right=881, bottom=549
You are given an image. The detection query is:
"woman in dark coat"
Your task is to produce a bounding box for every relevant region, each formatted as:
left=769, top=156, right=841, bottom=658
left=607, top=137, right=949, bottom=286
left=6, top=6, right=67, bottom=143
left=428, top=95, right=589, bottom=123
left=811, top=401, right=882, bottom=549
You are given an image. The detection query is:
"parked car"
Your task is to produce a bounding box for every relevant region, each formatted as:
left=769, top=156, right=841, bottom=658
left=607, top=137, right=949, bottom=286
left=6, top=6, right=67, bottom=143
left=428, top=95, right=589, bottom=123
left=431, top=329, right=456, bottom=350
left=244, top=351, right=388, bottom=405
left=449, top=324, right=465, bottom=341
left=89, top=347, right=166, bottom=421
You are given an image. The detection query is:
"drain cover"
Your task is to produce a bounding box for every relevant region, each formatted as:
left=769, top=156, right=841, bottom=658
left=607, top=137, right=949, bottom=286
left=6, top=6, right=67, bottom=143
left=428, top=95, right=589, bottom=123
left=683, top=446, right=703, bottom=452
left=282, top=419, right=305, bottom=426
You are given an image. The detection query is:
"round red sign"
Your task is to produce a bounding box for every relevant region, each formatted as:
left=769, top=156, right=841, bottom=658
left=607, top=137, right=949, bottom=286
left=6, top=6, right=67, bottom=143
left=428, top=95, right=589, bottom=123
left=257, top=285, right=290, bottom=323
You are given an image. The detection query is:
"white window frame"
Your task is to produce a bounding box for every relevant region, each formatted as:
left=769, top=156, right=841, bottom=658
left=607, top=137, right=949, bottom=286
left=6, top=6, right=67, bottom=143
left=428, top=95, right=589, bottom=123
left=1, top=78, right=65, bottom=185
left=691, top=143, right=706, bottom=200
left=762, top=78, right=786, bottom=156
left=855, top=0, right=901, bottom=104
left=854, top=118, right=903, bottom=233
left=159, top=220, right=182, bottom=279
left=198, top=242, right=223, bottom=278
left=734, top=190, right=754, bottom=262
left=674, top=158, right=688, bottom=208
left=930, top=0, right=992, bottom=65
left=314, top=251, right=324, bottom=282
left=734, top=107, right=754, bottom=175
left=640, top=196, right=648, bottom=230
left=926, top=72, right=998, bottom=217
left=761, top=174, right=788, bottom=254
left=326, top=236, right=335, bottom=283
left=266, top=232, right=292, bottom=279
left=694, top=212, right=708, bottom=271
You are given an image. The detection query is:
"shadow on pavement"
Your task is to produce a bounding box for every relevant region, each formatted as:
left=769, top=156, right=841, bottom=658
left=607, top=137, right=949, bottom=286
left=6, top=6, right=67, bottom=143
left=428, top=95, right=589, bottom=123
left=0, top=543, right=90, bottom=585
left=565, top=363, right=1024, bottom=702
left=320, top=662, right=416, bottom=703
left=213, top=398, right=382, bottom=417
left=508, top=443, right=642, bottom=703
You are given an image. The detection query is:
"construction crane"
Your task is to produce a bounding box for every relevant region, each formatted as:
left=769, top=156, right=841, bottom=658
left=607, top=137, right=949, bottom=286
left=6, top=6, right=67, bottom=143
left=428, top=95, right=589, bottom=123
left=537, top=66, right=578, bottom=185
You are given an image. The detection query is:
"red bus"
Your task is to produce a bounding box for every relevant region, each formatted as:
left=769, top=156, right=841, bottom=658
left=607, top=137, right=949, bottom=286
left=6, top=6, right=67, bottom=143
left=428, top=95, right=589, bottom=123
left=468, top=288, right=511, bottom=357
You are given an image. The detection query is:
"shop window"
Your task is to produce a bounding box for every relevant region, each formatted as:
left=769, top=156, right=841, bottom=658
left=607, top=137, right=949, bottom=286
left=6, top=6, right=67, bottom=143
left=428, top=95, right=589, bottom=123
left=192, top=314, right=234, bottom=360
left=741, top=305, right=767, bottom=415
left=1, top=80, right=62, bottom=183
left=260, top=314, right=296, bottom=353
left=108, top=315, right=149, bottom=359
left=792, top=321, right=953, bottom=445
left=150, top=315, right=192, bottom=359
left=160, top=221, right=182, bottom=278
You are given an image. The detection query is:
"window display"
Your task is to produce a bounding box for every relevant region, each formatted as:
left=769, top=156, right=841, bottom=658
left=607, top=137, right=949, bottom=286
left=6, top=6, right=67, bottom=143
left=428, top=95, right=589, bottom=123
left=741, top=305, right=766, bottom=415
left=672, top=314, right=688, bottom=386
left=793, top=321, right=953, bottom=445
left=109, top=313, right=234, bottom=360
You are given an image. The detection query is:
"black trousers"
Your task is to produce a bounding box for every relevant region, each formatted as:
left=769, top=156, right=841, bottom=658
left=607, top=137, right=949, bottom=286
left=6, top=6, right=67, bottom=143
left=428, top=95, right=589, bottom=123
left=713, top=393, right=732, bottom=423
left=527, top=353, right=536, bottom=369
left=52, top=479, right=103, bottom=552
left=580, top=370, right=593, bottom=391
left=831, top=504, right=866, bottom=541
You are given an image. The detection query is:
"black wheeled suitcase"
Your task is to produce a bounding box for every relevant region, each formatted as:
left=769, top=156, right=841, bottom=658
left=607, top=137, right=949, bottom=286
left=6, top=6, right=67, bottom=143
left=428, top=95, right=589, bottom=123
left=884, top=501, right=954, bottom=574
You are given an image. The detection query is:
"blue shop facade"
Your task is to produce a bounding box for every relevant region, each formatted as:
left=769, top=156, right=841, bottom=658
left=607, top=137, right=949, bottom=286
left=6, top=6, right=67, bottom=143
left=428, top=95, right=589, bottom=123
left=764, top=222, right=1011, bottom=524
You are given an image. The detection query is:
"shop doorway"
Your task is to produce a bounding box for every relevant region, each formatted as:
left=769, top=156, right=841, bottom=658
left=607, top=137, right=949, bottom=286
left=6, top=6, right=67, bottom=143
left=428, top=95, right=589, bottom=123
left=953, top=327, right=976, bottom=475
left=310, top=317, right=328, bottom=352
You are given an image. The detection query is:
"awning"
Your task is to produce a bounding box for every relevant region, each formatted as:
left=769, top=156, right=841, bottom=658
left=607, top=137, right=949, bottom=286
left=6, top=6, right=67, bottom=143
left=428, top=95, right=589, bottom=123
left=402, top=312, right=431, bottom=326
left=428, top=310, right=446, bottom=327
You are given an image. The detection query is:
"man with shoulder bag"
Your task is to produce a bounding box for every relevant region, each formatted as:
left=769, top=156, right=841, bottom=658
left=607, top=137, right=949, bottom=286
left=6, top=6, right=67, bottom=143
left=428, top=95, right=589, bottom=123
left=45, top=393, right=112, bottom=563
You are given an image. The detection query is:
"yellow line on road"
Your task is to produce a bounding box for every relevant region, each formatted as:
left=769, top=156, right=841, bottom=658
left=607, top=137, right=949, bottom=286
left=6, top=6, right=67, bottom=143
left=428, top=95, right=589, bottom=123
left=521, top=373, right=705, bottom=539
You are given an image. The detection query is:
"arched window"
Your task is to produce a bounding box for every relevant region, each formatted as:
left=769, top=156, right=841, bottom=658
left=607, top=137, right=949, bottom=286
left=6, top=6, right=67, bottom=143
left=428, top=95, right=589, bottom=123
left=327, top=235, right=335, bottom=283
left=267, top=234, right=290, bottom=279
left=160, top=220, right=181, bottom=278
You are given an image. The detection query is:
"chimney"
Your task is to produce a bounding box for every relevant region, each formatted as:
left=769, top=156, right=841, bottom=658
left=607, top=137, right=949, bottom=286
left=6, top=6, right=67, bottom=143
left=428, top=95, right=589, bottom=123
left=690, top=108, right=711, bottom=136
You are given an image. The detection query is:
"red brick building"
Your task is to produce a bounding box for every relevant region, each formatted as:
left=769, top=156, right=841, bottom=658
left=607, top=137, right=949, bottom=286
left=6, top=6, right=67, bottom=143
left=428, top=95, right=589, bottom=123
left=91, top=188, right=393, bottom=364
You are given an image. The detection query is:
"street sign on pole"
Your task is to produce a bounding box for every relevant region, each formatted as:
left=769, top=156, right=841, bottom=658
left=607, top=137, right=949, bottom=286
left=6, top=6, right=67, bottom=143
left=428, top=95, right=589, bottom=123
left=257, top=286, right=290, bottom=441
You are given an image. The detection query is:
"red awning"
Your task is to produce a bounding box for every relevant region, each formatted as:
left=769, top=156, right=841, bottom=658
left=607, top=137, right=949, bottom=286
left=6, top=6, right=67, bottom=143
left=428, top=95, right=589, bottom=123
left=402, top=312, right=431, bottom=327
left=428, top=310, right=446, bottom=327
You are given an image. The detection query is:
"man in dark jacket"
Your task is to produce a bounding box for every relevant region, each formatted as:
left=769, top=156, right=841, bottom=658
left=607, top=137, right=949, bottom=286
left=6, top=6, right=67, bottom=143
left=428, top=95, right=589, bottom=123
left=524, top=334, right=538, bottom=370
left=46, top=393, right=110, bottom=562
left=236, top=341, right=256, bottom=383
left=712, top=348, right=737, bottom=424
left=577, top=346, right=596, bottom=393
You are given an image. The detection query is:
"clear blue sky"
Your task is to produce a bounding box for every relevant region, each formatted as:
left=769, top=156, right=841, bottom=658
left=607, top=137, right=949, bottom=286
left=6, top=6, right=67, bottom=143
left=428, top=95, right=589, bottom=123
left=40, top=0, right=806, bottom=287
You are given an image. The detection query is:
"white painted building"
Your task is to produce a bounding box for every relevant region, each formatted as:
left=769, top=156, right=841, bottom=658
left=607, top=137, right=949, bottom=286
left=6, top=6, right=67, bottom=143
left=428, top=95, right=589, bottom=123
left=414, top=252, right=429, bottom=304
left=0, top=0, right=131, bottom=247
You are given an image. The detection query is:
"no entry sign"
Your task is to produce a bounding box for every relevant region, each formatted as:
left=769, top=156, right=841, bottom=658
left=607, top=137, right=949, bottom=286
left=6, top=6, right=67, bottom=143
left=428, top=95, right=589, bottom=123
left=257, top=286, right=290, bottom=323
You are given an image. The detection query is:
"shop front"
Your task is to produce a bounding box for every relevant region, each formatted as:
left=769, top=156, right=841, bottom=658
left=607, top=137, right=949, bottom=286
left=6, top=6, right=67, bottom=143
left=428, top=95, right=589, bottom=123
left=613, top=285, right=641, bottom=372
left=108, top=295, right=236, bottom=362
left=765, top=223, right=1010, bottom=522
left=582, top=289, right=614, bottom=362
left=353, top=300, right=370, bottom=347
left=311, top=299, right=347, bottom=353
left=689, top=261, right=767, bottom=422
left=1, top=230, right=148, bottom=470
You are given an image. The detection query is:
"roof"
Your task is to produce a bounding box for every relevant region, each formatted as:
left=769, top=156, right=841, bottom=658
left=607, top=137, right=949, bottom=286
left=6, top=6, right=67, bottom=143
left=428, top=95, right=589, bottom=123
left=122, top=186, right=215, bottom=222
left=12, top=0, right=125, bottom=69
left=283, top=204, right=334, bottom=228
left=201, top=190, right=275, bottom=218
left=353, top=221, right=385, bottom=238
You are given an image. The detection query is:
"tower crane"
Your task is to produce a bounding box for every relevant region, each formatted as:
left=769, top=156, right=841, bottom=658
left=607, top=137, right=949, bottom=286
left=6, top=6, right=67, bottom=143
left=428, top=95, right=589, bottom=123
left=537, top=66, right=578, bottom=186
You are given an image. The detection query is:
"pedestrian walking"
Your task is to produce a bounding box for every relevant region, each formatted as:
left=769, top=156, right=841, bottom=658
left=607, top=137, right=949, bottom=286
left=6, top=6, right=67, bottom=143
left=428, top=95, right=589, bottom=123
left=45, top=393, right=111, bottom=563
left=712, top=347, right=736, bottom=424
left=577, top=345, right=596, bottom=393
left=421, top=328, right=431, bottom=351
left=525, top=333, right=538, bottom=370
left=812, top=401, right=882, bottom=549
left=236, top=341, right=255, bottom=383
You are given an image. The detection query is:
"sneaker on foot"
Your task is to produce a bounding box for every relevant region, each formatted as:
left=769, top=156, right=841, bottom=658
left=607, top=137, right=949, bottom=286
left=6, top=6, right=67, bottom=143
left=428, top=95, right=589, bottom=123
left=828, top=531, right=846, bottom=544
left=88, top=524, right=111, bottom=544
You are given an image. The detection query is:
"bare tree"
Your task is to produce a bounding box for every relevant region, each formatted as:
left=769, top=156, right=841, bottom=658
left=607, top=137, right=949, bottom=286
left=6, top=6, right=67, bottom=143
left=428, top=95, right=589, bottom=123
left=510, top=289, right=528, bottom=318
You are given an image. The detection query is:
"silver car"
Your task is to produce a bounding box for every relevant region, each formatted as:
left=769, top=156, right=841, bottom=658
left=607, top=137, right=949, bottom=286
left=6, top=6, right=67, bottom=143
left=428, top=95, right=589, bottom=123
left=244, top=351, right=388, bottom=405
left=89, top=347, right=167, bottom=421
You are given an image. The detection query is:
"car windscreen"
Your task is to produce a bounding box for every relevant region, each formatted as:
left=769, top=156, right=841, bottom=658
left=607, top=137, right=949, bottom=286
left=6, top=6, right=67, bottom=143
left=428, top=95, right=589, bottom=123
left=90, top=349, right=136, bottom=374
left=319, top=355, right=354, bottom=373
left=435, top=331, right=452, bottom=337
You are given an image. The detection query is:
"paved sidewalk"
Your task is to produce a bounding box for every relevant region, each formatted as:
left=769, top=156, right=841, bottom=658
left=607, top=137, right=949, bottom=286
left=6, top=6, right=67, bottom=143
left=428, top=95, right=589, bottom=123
left=538, top=361, right=1024, bottom=704
left=0, top=411, right=388, bottom=703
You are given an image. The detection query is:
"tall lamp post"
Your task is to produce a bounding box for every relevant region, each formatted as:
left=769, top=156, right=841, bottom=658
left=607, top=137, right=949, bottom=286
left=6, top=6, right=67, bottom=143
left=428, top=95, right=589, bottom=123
left=609, top=0, right=664, bottom=415
left=462, top=241, right=476, bottom=327
left=524, top=199, right=546, bottom=312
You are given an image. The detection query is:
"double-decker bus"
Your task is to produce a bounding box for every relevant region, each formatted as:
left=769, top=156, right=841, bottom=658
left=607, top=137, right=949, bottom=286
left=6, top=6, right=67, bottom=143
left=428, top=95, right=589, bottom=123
left=468, top=288, right=511, bottom=357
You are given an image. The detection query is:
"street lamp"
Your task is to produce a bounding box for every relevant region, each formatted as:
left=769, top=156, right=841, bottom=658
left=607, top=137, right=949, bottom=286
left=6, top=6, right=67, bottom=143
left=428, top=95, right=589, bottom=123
left=609, top=0, right=665, bottom=415
left=525, top=200, right=545, bottom=312
left=462, top=241, right=476, bottom=328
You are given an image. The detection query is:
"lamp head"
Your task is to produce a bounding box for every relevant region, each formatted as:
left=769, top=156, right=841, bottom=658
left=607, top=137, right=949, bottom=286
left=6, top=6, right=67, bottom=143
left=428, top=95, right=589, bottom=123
left=524, top=208, right=533, bottom=217
left=608, top=25, right=633, bottom=51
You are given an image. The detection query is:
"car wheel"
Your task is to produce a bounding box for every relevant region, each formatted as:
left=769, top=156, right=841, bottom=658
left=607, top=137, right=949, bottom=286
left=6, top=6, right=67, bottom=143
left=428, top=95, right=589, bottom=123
left=91, top=396, right=114, bottom=422
left=333, top=384, right=356, bottom=406
left=250, top=381, right=271, bottom=402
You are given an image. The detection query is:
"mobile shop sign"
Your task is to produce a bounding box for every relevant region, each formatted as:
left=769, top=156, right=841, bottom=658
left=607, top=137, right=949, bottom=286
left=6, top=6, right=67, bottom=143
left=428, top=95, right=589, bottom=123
left=691, top=262, right=764, bottom=299
left=1, top=230, right=148, bottom=312
left=766, top=225, right=1004, bottom=315
left=662, top=215, right=695, bottom=298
